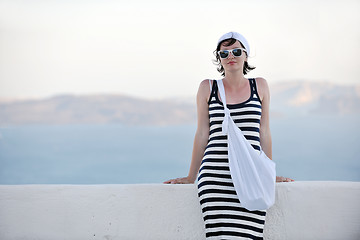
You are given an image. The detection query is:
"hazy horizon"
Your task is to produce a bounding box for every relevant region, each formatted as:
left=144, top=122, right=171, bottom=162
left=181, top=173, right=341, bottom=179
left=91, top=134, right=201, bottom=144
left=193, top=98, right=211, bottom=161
left=0, top=78, right=358, bottom=102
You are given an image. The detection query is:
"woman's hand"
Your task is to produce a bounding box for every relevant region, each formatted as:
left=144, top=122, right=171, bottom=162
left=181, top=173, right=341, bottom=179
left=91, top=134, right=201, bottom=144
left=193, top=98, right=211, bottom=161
left=163, top=176, right=194, bottom=184
left=276, top=176, right=294, bottom=182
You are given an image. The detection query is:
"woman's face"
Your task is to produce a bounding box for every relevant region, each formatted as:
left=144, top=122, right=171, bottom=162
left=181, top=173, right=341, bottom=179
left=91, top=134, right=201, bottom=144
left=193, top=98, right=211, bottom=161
left=219, top=40, right=247, bottom=75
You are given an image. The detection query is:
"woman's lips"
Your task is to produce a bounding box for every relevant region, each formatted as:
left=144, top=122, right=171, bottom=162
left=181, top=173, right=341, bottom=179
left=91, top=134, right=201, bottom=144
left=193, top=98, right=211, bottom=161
left=228, top=61, right=236, bottom=64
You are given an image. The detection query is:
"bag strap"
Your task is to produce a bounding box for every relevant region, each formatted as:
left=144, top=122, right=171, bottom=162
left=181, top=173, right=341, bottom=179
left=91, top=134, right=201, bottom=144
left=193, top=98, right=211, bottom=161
left=217, top=79, right=227, bottom=106
left=216, top=79, right=231, bottom=135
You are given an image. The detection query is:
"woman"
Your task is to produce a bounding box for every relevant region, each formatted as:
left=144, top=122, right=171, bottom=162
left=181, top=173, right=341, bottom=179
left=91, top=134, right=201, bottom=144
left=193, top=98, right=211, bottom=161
left=164, top=31, right=293, bottom=239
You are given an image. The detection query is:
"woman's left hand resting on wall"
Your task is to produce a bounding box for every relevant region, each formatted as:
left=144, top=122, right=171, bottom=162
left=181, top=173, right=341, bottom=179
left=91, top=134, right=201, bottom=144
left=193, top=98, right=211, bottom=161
left=163, top=176, right=194, bottom=184
left=276, top=176, right=294, bottom=182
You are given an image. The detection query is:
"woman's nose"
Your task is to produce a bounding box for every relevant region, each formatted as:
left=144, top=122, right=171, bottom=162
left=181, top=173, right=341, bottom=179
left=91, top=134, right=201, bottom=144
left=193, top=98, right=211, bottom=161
left=228, top=52, right=235, bottom=59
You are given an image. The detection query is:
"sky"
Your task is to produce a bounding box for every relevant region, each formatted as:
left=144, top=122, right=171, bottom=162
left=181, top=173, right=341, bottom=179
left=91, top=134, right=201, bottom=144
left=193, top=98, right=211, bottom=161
left=0, top=0, right=359, bottom=100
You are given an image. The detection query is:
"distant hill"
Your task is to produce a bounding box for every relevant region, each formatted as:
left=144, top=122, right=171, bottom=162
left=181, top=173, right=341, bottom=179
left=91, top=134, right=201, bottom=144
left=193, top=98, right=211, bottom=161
left=0, top=94, right=196, bottom=126
left=0, top=81, right=359, bottom=126
left=269, top=80, right=360, bottom=116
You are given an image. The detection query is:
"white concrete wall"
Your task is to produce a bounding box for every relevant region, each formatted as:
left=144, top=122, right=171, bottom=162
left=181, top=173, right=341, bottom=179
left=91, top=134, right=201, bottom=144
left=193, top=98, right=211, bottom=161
left=0, top=181, right=359, bottom=240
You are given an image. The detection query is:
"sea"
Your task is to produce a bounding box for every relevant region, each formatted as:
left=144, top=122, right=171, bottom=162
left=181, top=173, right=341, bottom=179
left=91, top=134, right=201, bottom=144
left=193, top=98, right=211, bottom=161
left=0, top=114, right=359, bottom=184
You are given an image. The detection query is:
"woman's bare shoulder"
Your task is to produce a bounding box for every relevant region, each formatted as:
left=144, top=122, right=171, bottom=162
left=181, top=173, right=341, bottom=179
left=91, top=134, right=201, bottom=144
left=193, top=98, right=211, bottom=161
left=255, top=77, right=269, bottom=93
left=199, top=79, right=211, bottom=89
left=254, top=77, right=269, bottom=88
left=254, top=77, right=270, bottom=100
left=197, top=79, right=212, bottom=101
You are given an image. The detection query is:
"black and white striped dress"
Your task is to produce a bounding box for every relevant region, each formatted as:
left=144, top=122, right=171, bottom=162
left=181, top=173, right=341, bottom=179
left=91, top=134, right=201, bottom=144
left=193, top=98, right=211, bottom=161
left=197, top=79, right=266, bottom=240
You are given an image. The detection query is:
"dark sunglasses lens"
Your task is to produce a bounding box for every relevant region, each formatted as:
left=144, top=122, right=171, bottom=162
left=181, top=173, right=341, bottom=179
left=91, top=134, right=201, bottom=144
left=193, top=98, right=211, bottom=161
left=232, top=49, right=242, bottom=57
left=219, top=51, right=229, bottom=58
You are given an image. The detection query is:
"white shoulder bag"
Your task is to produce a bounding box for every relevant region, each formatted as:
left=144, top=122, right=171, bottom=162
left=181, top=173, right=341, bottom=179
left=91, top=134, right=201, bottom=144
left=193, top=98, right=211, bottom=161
left=217, top=79, right=276, bottom=211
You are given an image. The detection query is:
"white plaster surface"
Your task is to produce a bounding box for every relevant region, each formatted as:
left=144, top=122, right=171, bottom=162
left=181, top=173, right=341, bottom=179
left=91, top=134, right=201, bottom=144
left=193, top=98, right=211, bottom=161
left=0, top=181, right=359, bottom=240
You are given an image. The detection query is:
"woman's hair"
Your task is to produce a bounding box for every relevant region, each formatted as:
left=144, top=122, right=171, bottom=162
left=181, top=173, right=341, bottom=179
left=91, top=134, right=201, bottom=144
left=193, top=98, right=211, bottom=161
left=213, top=38, right=255, bottom=76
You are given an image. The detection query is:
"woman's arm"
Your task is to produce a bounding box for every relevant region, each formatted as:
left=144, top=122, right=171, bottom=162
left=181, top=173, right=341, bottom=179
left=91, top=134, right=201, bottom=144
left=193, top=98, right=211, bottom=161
left=256, top=78, right=294, bottom=182
left=256, top=77, right=272, bottom=159
left=164, top=80, right=210, bottom=184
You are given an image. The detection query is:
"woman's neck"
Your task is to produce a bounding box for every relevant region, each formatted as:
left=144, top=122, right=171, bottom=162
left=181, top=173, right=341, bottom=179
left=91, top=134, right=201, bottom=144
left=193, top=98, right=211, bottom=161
left=223, top=72, right=248, bottom=89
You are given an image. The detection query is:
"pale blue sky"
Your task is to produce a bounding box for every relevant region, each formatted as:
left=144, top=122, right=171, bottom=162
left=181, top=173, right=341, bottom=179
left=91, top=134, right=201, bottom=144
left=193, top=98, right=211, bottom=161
left=0, top=0, right=359, bottom=100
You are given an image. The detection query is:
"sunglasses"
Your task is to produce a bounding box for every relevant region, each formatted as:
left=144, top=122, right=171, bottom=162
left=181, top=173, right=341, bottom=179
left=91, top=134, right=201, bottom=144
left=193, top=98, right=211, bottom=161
left=217, top=48, right=247, bottom=59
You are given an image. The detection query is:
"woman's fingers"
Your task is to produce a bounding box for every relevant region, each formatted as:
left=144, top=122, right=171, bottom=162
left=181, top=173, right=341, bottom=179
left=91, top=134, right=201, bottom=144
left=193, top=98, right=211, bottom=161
left=163, top=179, right=173, bottom=184
left=163, top=177, right=183, bottom=184
left=276, top=176, right=295, bottom=182
left=163, top=177, right=192, bottom=184
left=284, top=177, right=294, bottom=182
